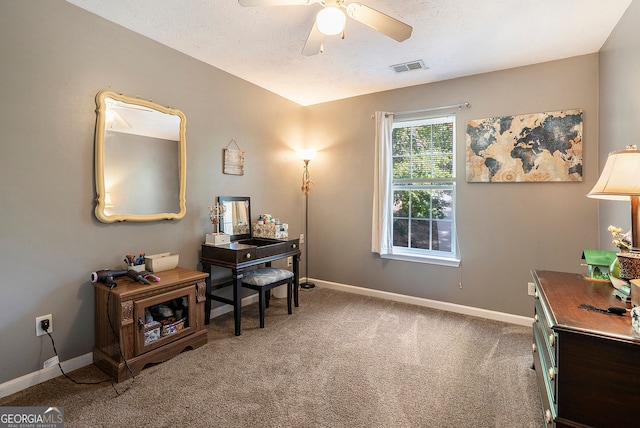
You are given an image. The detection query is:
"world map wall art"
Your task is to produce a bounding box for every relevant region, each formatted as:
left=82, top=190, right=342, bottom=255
left=466, top=109, right=583, bottom=182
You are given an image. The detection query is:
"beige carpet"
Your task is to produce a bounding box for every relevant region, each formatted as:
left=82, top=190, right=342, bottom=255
left=1, top=287, right=542, bottom=427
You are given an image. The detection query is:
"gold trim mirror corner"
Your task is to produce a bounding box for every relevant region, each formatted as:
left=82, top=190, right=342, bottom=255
left=94, top=90, right=187, bottom=223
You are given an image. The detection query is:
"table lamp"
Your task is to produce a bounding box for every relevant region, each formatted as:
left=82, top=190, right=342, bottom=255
left=587, top=145, right=640, bottom=249
left=588, top=145, right=640, bottom=302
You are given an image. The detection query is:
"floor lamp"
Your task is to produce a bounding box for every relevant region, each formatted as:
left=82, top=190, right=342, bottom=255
left=299, top=149, right=316, bottom=289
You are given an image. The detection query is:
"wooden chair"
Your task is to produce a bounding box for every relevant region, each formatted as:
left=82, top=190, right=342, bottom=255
left=241, top=268, right=294, bottom=328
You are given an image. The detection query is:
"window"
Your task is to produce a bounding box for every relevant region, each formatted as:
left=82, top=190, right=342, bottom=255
left=372, top=112, right=458, bottom=266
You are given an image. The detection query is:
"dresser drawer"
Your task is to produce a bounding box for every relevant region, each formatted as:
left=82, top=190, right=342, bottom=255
left=533, top=281, right=558, bottom=426
left=534, top=297, right=558, bottom=368
left=532, top=324, right=556, bottom=427
left=533, top=316, right=557, bottom=396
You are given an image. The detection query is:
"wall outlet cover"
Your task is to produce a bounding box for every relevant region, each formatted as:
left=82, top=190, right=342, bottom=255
left=36, top=314, right=53, bottom=336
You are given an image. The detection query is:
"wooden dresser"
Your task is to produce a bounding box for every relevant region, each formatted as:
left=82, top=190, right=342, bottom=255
left=93, top=267, right=208, bottom=382
left=531, top=270, right=640, bottom=427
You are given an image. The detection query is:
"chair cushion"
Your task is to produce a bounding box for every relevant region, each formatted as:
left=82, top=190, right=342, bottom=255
left=242, top=268, right=294, bottom=286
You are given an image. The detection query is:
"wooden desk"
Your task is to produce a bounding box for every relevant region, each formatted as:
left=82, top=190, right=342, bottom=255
left=531, top=270, right=640, bottom=427
left=200, top=238, right=301, bottom=335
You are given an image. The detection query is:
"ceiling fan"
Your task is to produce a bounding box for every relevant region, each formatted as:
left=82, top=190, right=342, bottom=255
left=238, top=0, right=413, bottom=56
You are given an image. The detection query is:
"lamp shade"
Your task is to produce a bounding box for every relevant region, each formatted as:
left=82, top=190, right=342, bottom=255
left=587, top=149, right=640, bottom=201
left=316, top=7, right=346, bottom=36
left=298, top=149, right=317, bottom=161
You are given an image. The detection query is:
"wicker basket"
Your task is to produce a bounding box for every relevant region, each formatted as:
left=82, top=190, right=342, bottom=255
left=253, top=223, right=288, bottom=239
left=617, top=252, right=640, bottom=280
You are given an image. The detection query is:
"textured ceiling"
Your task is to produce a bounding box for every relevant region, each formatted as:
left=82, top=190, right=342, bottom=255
left=66, top=0, right=631, bottom=106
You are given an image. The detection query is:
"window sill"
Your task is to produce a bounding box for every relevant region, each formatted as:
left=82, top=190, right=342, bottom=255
left=380, top=252, right=461, bottom=267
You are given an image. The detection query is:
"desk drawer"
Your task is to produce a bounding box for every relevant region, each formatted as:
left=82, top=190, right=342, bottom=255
left=256, top=241, right=287, bottom=258
left=252, top=238, right=299, bottom=258
left=202, top=245, right=256, bottom=264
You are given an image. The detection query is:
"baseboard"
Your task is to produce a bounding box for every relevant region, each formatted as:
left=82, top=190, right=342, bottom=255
left=0, top=352, right=93, bottom=399
left=0, top=294, right=260, bottom=400
left=1, top=281, right=530, bottom=399
left=208, top=293, right=258, bottom=318
left=311, top=278, right=533, bottom=327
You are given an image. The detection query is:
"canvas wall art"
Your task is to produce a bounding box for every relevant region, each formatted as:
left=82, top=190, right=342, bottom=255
left=466, top=109, right=583, bottom=182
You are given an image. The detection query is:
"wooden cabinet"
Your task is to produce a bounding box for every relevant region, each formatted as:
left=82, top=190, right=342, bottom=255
left=93, top=267, right=208, bottom=382
left=531, top=270, right=640, bottom=428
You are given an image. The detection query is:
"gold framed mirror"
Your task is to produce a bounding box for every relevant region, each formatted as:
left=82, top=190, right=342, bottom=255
left=94, top=90, right=186, bottom=223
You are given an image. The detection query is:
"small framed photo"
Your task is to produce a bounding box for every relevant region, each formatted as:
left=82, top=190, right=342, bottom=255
left=223, top=140, right=244, bottom=175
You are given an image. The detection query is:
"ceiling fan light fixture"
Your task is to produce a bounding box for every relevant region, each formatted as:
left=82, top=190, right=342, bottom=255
left=316, top=6, right=346, bottom=36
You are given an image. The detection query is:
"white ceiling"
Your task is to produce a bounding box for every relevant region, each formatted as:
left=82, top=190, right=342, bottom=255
left=66, top=0, right=631, bottom=106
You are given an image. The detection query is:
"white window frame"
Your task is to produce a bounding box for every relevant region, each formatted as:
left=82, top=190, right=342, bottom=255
left=384, top=115, right=460, bottom=267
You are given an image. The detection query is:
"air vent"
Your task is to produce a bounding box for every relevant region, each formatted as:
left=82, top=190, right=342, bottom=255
left=390, top=60, right=428, bottom=73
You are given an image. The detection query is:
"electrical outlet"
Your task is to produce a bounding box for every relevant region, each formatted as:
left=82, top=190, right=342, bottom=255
left=528, top=282, right=536, bottom=296
left=300, top=234, right=305, bottom=244
left=287, top=256, right=292, bottom=267
left=36, top=314, right=53, bottom=336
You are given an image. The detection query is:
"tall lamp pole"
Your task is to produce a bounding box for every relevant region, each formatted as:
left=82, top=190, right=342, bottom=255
left=299, top=150, right=316, bottom=289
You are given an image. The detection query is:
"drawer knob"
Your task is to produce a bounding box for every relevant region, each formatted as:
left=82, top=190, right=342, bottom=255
left=292, top=244, right=297, bottom=249
left=532, top=343, right=537, bottom=353
left=545, top=409, right=552, bottom=423
left=548, top=367, right=555, bottom=380
left=245, top=253, right=251, bottom=259
left=534, top=314, right=539, bottom=322
left=549, top=334, right=555, bottom=346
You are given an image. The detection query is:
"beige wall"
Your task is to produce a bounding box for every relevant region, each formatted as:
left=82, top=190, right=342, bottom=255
left=305, top=55, right=600, bottom=317
left=0, top=0, right=304, bottom=383
left=598, top=0, right=640, bottom=244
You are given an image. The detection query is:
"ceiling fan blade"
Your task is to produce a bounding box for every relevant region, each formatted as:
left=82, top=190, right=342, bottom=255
left=345, top=3, right=412, bottom=42
left=302, top=20, right=324, bottom=56
left=238, top=0, right=316, bottom=6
